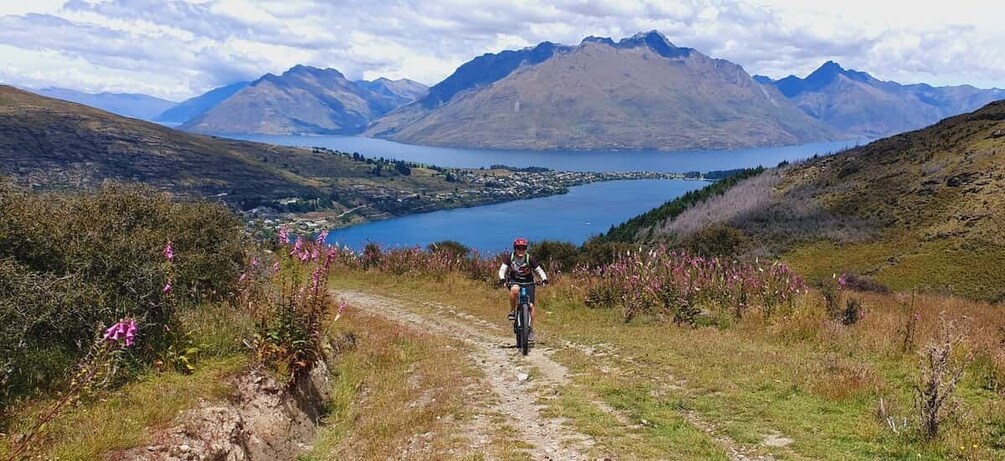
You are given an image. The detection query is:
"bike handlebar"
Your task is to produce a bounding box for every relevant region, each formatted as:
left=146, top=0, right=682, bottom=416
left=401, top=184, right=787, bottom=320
left=502, top=280, right=545, bottom=288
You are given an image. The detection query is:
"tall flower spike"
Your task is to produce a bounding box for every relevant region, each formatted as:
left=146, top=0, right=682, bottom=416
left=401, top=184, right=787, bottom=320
left=164, top=241, right=174, bottom=263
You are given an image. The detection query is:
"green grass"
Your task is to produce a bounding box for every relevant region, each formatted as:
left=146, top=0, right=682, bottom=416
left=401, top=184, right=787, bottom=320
left=784, top=235, right=1005, bottom=301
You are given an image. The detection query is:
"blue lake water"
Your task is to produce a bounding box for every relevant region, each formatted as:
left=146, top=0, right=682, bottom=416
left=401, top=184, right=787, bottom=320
left=325, top=179, right=709, bottom=253
left=230, top=134, right=861, bottom=173
left=221, top=134, right=864, bottom=252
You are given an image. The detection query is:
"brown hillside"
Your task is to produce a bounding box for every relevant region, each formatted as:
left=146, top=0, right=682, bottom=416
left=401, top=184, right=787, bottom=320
left=0, top=85, right=324, bottom=205
left=632, top=101, right=1005, bottom=299
left=0, top=85, right=459, bottom=216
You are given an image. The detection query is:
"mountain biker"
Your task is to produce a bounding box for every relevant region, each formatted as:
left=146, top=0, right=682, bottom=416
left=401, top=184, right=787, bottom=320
left=497, top=237, right=548, bottom=342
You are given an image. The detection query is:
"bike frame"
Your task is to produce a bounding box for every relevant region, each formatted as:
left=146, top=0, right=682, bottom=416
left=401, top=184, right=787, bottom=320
left=508, top=281, right=539, bottom=356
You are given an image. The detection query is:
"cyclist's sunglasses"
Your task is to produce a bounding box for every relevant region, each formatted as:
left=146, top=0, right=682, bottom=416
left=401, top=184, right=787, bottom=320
left=514, top=245, right=528, bottom=250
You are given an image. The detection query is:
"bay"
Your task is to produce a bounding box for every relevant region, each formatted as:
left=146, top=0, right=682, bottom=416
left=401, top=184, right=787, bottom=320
left=219, top=134, right=863, bottom=252
left=324, top=179, right=709, bottom=253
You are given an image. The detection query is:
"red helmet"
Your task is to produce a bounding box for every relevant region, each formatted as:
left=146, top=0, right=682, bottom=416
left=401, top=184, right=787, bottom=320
left=513, top=237, right=528, bottom=249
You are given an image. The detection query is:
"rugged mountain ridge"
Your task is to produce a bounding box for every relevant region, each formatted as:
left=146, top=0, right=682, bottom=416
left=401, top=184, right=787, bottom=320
left=759, top=61, right=1005, bottom=138
left=366, top=31, right=837, bottom=151
left=154, top=81, right=249, bottom=124
left=180, top=66, right=426, bottom=135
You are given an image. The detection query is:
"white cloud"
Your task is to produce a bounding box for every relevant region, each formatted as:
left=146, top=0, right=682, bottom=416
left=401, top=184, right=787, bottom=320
left=0, top=0, right=1003, bottom=100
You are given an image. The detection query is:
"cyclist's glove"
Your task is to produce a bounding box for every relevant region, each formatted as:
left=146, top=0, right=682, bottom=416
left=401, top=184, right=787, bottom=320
left=496, top=279, right=506, bottom=287
left=541, top=279, right=549, bottom=286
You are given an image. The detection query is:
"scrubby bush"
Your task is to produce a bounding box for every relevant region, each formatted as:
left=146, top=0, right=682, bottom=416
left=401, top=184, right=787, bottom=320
left=682, top=223, right=748, bottom=258
left=427, top=240, right=470, bottom=258
left=238, top=233, right=341, bottom=385
left=842, top=298, right=864, bottom=325
left=530, top=240, right=580, bottom=273
left=574, top=246, right=806, bottom=324
left=840, top=273, right=891, bottom=294
left=0, top=181, right=245, bottom=408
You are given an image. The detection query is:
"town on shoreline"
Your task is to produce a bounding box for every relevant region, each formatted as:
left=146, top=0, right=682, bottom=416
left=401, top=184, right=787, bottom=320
left=244, top=166, right=719, bottom=239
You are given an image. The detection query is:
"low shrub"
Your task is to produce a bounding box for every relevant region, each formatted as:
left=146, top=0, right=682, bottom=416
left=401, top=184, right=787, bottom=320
left=530, top=240, right=580, bottom=273
left=0, top=181, right=246, bottom=409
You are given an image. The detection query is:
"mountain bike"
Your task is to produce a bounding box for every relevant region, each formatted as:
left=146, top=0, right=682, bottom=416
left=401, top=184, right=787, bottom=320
left=505, top=281, right=543, bottom=356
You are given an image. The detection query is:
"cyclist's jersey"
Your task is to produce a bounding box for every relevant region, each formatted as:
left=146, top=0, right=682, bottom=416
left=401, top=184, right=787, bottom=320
left=498, top=252, right=546, bottom=283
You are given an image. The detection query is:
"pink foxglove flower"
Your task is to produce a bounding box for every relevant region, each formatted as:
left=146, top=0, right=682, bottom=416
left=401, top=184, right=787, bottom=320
left=163, top=281, right=172, bottom=294
left=125, top=319, right=137, bottom=347
left=277, top=225, right=290, bottom=244
left=164, top=241, right=174, bottom=262
left=104, top=318, right=137, bottom=347
left=316, top=229, right=329, bottom=245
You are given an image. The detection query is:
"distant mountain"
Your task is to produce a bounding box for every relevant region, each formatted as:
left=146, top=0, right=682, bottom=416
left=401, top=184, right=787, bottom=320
left=27, top=87, right=177, bottom=121
left=179, top=66, right=426, bottom=135
left=154, top=81, right=249, bottom=124
left=599, top=100, right=1005, bottom=300
left=365, top=31, right=838, bottom=151
left=758, top=61, right=1005, bottom=138
left=355, top=77, right=428, bottom=103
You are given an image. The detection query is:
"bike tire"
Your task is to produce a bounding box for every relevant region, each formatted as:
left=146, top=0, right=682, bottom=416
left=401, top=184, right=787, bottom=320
left=519, top=303, right=530, bottom=356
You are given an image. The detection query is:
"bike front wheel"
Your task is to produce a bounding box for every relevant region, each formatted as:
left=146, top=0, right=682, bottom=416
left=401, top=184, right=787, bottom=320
left=518, top=303, right=530, bottom=355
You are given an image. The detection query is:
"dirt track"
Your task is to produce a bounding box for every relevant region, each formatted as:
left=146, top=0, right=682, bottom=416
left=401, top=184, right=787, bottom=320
left=339, top=290, right=774, bottom=460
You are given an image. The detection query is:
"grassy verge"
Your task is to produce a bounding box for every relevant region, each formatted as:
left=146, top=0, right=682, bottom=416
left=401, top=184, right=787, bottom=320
left=307, top=300, right=522, bottom=459
left=0, top=356, right=246, bottom=460
left=333, top=270, right=1005, bottom=460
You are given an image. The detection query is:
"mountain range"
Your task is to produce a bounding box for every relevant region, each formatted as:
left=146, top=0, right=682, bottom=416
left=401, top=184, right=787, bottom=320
left=14, top=30, right=1005, bottom=151
left=25, top=87, right=177, bottom=121
left=756, top=61, right=1005, bottom=139
left=179, top=66, right=428, bottom=135
left=367, top=31, right=837, bottom=151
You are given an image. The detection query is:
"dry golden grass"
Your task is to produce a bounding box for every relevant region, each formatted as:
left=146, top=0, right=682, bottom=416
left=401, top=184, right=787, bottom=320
left=333, top=269, right=1005, bottom=460
left=307, top=300, right=530, bottom=460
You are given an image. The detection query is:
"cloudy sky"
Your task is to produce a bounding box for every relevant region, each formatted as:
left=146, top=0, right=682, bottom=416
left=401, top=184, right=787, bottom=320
left=1, top=0, right=1003, bottom=102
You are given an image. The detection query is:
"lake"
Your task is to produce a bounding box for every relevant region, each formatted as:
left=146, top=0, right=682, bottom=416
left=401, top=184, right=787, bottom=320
left=222, top=135, right=862, bottom=252
left=230, top=134, right=861, bottom=173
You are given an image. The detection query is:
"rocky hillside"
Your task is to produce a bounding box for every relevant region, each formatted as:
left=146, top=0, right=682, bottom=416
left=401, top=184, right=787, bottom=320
left=760, top=61, right=1005, bottom=139
left=366, top=31, right=838, bottom=151
left=180, top=66, right=427, bottom=135
left=602, top=100, right=1005, bottom=300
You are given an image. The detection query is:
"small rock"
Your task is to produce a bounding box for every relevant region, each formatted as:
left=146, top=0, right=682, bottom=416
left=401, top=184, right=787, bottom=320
left=517, top=373, right=530, bottom=381
left=179, top=444, right=191, bottom=452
